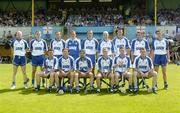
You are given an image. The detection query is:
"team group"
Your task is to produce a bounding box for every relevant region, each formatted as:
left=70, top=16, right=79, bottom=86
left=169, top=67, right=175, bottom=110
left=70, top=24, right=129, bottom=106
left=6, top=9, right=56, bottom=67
left=10, top=29, right=169, bottom=94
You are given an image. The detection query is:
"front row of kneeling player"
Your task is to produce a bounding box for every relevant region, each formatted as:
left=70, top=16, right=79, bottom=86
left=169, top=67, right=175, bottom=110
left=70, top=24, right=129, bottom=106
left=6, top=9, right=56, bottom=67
left=36, top=47, right=157, bottom=94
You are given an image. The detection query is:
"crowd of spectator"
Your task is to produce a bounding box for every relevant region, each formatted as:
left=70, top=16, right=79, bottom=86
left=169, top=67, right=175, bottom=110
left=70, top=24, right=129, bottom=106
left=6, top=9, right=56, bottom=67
left=0, top=7, right=179, bottom=27
left=157, top=8, right=180, bottom=26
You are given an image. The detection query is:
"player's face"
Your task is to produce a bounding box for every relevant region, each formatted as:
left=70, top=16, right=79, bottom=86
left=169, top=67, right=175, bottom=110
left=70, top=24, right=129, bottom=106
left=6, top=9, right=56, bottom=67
left=55, top=32, right=61, bottom=40
left=136, top=31, right=141, bottom=38
left=80, top=51, right=85, bottom=58
left=117, top=30, right=123, bottom=37
left=140, top=49, right=146, bottom=57
left=63, top=49, right=69, bottom=57
left=87, top=31, right=93, bottom=39
left=35, top=32, right=41, bottom=39
left=103, top=32, right=109, bottom=40
left=71, top=31, right=76, bottom=39
left=48, top=51, right=54, bottom=57
left=138, top=32, right=144, bottom=40
left=119, top=47, right=125, bottom=55
left=103, top=49, right=108, bottom=57
left=16, top=31, right=22, bottom=40
left=156, top=31, right=162, bottom=39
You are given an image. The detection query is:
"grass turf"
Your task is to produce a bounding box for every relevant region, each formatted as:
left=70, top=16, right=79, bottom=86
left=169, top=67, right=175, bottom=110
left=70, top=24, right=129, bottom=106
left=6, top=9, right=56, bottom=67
left=0, top=64, right=180, bottom=113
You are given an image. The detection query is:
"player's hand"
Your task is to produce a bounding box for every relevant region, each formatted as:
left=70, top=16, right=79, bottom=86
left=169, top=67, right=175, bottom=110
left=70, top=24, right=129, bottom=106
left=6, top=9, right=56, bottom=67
left=144, top=72, right=149, bottom=77
left=80, top=72, right=85, bottom=76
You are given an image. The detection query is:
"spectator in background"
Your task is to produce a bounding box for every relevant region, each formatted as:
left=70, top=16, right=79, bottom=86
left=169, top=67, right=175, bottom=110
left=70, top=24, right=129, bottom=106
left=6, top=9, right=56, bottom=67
left=2, top=31, right=6, bottom=39
left=44, top=31, right=51, bottom=47
left=146, top=32, right=153, bottom=48
left=6, top=30, right=13, bottom=41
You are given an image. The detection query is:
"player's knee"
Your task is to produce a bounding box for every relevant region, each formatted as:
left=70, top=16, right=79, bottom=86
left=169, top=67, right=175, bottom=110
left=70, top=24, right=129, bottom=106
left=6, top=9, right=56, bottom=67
left=96, top=74, right=101, bottom=79
left=133, top=71, right=138, bottom=76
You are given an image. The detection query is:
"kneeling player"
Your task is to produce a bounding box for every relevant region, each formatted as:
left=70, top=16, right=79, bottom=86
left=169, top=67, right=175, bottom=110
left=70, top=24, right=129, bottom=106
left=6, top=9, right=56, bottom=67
left=114, top=47, right=132, bottom=93
left=96, top=48, right=114, bottom=93
left=133, top=48, right=157, bottom=93
left=74, top=49, right=93, bottom=93
left=55, top=48, right=74, bottom=93
left=35, top=49, right=58, bottom=92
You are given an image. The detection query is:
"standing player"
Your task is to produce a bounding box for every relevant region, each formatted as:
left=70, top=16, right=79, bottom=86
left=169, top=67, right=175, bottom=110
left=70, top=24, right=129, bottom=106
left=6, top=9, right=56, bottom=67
left=11, top=31, right=29, bottom=89
left=114, top=47, right=132, bottom=93
left=50, top=31, right=65, bottom=59
left=151, top=30, right=170, bottom=89
left=35, top=49, right=58, bottom=92
left=98, top=31, right=115, bottom=57
left=96, top=48, right=114, bottom=93
left=81, top=30, right=98, bottom=74
left=133, top=48, right=157, bottom=93
left=66, top=30, right=81, bottom=60
left=55, top=48, right=74, bottom=93
left=74, top=49, right=93, bottom=93
left=30, top=31, right=48, bottom=87
left=131, top=30, right=150, bottom=62
left=113, top=29, right=131, bottom=56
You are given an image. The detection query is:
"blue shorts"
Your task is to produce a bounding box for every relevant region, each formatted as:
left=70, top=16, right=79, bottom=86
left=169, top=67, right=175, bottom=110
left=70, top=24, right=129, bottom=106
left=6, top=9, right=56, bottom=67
left=31, top=55, right=44, bottom=66
left=69, top=53, right=79, bottom=60
left=13, top=55, right=26, bottom=66
left=154, top=55, right=167, bottom=66
left=54, top=55, right=62, bottom=59
left=86, top=54, right=96, bottom=65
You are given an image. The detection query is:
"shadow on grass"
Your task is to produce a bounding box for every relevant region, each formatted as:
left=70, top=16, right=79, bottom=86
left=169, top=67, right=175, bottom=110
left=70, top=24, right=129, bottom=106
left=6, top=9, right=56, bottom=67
left=0, top=87, right=166, bottom=96
left=0, top=88, right=24, bottom=94
left=19, top=88, right=57, bottom=95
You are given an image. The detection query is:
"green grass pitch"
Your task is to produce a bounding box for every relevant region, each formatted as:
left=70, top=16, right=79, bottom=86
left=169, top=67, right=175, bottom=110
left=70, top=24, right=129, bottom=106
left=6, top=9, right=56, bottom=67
left=0, top=64, right=180, bottom=113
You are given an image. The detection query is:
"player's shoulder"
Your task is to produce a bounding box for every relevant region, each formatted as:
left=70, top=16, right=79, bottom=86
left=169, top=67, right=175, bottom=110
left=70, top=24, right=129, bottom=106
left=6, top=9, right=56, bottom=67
left=131, top=39, right=136, bottom=43
left=30, top=38, right=36, bottom=43
left=41, top=39, right=46, bottom=42
left=53, top=56, right=58, bottom=60
left=86, top=56, right=91, bottom=61
left=108, top=56, right=113, bottom=61
left=65, top=38, right=70, bottom=42
left=97, top=56, right=103, bottom=61
left=134, top=55, right=141, bottom=61
left=146, top=56, right=152, bottom=60
left=75, top=57, right=81, bottom=62
left=68, top=55, right=75, bottom=61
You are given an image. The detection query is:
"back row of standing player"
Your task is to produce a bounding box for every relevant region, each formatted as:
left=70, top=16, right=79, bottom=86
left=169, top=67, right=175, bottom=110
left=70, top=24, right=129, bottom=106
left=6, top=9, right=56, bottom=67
left=10, top=29, right=169, bottom=93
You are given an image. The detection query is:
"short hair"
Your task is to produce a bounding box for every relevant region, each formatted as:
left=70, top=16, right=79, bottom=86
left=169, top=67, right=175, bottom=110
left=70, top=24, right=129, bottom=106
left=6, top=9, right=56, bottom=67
left=55, top=31, right=61, bottom=34
left=48, top=49, right=53, bottom=51
left=103, top=31, right=109, bottom=35
left=156, top=30, right=161, bottom=34
left=62, top=48, right=69, bottom=52
left=103, top=47, right=108, bottom=52
left=80, top=49, right=85, bottom=53
left=87, top=30, right=93, bottom=33
left=119, top=46, right=125, bottom=49
left=17, top=31, right=22, bottom=36
left=140, top=47, right=146, bottom=51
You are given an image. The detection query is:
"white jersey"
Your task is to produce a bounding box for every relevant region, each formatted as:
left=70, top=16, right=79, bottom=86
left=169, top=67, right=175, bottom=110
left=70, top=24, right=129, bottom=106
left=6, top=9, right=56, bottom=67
left=11, top=39, right=28, bottom=56
left=113, top=36, right=130, bottom=55
left=152, top=38, right=169, bottom=55
left=82, top=38, right=99, bottom=55
left=131, top=39, right=150, bottom=56
left=50, top=39, right=65, bottom=56
left=59, top=55, right=74, bottom=72
left=114, top=55, right=131, bottom=72
left=43, top=56, right=58, bottom=72
left=133, top=56, right=153, bottom=72
left=97, top=56, right=113, bottom=73
left=30, top=39, right=48, bottom=56
left=98, top=39, right=114, bottom=56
